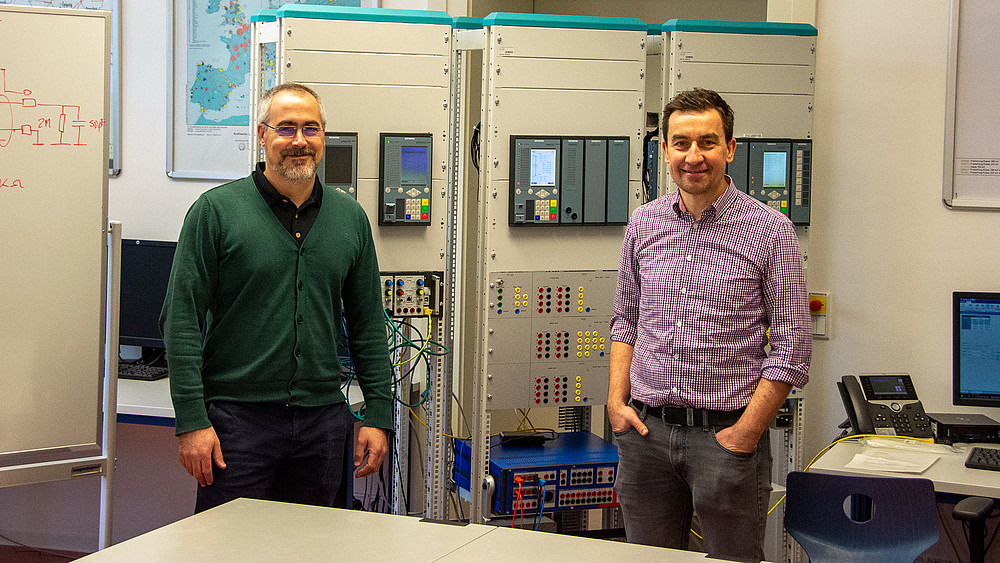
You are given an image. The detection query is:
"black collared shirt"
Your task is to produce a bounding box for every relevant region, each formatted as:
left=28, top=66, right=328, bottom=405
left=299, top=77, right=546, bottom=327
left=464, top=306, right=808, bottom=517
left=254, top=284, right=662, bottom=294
left=252, top=162, right=323, bottom=246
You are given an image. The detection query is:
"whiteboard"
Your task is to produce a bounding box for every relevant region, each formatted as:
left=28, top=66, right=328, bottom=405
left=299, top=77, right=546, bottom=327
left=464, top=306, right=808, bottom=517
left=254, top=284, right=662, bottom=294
left=943, top=0, right=1000, bottom=209
left=0, top=6, right=110, bottom=473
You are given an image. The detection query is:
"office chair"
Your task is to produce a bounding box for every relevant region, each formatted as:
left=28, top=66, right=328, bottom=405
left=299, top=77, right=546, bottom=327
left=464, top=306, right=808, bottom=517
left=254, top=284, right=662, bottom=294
left=953, top=496, right=994, bottom=563
left=784, top=471, right=939, bottom=562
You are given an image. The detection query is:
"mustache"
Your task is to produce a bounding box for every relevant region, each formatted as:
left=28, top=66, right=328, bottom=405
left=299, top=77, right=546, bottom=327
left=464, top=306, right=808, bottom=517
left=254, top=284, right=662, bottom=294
left=281, top=148, right=316, bottom=157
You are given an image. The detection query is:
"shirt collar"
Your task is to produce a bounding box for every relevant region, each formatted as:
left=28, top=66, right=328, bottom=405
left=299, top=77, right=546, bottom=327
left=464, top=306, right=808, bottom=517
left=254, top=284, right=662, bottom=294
left=670, top=175, right=737, bottom=222
left=253, top=162, right=323, bottom=209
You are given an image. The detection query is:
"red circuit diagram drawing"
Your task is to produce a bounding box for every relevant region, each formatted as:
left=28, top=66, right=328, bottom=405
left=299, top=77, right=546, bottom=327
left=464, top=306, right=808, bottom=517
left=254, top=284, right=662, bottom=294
left=0, top=67, right=102, bottom=149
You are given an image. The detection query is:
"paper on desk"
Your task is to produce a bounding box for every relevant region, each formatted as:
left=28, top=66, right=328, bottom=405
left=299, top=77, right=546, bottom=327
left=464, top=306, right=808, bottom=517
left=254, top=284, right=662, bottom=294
left=843, top=448, right=940, bottom=473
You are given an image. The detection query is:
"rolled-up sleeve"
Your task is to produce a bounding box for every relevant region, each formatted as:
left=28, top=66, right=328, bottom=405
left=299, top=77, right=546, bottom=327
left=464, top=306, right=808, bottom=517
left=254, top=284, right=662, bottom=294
left=610, top=220, right=640, bottom=346
left=760, top=220, right=811, bottom=388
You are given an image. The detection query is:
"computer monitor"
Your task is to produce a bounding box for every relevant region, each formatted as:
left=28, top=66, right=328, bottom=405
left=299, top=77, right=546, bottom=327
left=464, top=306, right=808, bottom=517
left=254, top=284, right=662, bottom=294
left=119, top=239, right=176, bottom=349
left=953, top=291, right=1000, bottom=407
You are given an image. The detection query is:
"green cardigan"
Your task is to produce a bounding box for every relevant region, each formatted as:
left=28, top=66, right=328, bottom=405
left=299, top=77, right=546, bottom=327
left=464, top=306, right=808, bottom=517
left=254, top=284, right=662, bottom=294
left=161, top=175, right=393, bottom=435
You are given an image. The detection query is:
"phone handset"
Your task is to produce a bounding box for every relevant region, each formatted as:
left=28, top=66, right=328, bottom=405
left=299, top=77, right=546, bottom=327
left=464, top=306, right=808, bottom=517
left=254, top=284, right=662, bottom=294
left=839, top=375, right=874, bottom=434
left=838, top=374, right=932, bottom=438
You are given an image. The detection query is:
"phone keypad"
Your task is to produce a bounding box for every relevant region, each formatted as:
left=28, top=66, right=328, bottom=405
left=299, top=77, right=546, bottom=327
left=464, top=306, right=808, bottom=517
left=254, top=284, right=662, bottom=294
left=873, top=404, right=930, bottom=436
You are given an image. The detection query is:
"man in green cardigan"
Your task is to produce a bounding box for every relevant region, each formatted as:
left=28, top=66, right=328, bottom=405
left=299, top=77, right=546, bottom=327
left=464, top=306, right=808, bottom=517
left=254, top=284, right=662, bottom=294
left=161, top=83, right=393, bottom=512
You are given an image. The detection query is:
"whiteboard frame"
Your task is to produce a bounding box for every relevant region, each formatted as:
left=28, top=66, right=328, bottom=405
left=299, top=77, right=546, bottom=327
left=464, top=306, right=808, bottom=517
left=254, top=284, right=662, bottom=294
left=0, top=6, right=112, bottom=491
left=942, top=0, right=1000, bottom=210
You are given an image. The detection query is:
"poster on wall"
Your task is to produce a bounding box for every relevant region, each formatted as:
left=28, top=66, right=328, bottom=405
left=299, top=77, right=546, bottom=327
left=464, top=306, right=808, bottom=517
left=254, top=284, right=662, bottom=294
left=168, top=0, right=362, bottom=180
left=0, top=0, right=121, bottom=175
left=943, top=0, right=1000, bottom=209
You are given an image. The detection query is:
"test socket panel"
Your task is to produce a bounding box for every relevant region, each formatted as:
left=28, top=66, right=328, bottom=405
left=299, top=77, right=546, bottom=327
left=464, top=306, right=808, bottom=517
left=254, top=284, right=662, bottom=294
left=472, top=18, right=646, bottom=411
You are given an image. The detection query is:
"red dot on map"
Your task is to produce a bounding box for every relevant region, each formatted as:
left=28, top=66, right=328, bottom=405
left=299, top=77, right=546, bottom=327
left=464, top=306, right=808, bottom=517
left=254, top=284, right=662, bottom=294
left=237, top=28, right=244, bottom=35
left=231, top=56, right=236, bottom=61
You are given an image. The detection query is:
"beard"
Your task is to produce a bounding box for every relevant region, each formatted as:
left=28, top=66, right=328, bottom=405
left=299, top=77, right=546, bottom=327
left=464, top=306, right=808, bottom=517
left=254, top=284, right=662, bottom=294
left=273, top=148, right=318, bottom=182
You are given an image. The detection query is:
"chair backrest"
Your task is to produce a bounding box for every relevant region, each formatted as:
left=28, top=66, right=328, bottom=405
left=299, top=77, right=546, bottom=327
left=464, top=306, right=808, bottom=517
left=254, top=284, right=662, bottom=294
left=784, top=471, right=939, bottom=563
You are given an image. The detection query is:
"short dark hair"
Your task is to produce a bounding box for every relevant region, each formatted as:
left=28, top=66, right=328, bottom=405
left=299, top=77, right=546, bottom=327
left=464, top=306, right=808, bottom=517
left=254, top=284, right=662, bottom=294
left=257, top=83, right=327, bottom=129
left=662, top=88, right=734, bottom=143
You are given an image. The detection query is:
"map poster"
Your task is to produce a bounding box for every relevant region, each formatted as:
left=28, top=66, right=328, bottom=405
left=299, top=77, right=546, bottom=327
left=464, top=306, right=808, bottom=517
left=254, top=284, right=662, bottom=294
left=169, top=0, right=360, bottom=180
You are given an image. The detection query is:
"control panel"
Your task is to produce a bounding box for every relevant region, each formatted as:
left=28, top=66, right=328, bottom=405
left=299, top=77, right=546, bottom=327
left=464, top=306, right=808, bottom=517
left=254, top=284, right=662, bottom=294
left=728, top=138, right=811, bottom=225
left=380, top=271, right=443, bottom=318
left=453, top=432, right=619, bottom=516
left=379, top=133, right=432, bottom=225
left=509, top=136, right=629, bottom=226
left=485, top=270, right=615, bottom=409
left=320, top=133, right=358, bottom=198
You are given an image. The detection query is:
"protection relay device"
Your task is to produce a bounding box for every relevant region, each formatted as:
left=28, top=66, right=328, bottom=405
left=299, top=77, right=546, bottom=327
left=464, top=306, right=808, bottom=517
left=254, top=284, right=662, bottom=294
left=379, top=133, right=433, bottom=225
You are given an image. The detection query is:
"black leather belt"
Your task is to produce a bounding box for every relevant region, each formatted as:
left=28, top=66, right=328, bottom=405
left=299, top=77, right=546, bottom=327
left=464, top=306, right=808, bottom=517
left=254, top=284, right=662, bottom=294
left=631, top=399, right=745, bottom=427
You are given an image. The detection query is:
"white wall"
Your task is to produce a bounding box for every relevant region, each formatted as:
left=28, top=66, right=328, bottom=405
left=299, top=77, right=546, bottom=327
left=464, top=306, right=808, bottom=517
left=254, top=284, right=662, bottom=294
left=110, top=0, right=219, bottom=242
left=806, top=0, right=1000, bottom=459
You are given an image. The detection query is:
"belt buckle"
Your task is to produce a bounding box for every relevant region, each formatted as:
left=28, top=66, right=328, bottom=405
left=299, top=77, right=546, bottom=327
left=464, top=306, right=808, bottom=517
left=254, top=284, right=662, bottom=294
left=686, top=408, right=695, bottom=427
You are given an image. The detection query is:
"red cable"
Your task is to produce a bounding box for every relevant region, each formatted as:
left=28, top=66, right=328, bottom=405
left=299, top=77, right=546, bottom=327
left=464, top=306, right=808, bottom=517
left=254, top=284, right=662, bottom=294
left=514, top=477, right=525, bottom=529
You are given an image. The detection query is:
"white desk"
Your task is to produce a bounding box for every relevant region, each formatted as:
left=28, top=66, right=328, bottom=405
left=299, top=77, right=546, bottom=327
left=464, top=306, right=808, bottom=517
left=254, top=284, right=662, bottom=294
left=117, top=377, right=174, bottom=421
left=116, top=378, right=367, bottom=425
left=809, top=440, right=1000, bottom=499
left=76, top=498, right=725, bottom=562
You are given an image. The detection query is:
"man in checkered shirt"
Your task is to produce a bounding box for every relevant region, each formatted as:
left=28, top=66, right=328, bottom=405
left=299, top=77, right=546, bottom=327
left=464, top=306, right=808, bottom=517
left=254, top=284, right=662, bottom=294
left=609, top=88, right=811, bottom=562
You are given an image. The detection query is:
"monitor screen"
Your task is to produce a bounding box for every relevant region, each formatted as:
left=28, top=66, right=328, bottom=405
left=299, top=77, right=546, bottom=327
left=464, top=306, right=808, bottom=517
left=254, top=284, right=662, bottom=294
left=119, top=239, right=176, bottom=349
left=954, top=291, right=1000, bottom=407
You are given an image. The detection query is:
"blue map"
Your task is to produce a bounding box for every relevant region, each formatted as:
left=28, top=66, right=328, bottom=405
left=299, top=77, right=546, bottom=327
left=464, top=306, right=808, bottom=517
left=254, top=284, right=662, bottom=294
left=187, top=0, right=359, bottom=126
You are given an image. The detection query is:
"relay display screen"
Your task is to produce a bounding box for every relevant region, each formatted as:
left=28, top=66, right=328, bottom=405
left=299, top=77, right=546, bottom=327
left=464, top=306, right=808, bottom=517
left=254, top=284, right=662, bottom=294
left=529, top=148, right=557, bottom=187
left=400, top=146, right=429, bottom=186
left=762, top=151, right=787, bottom=188
left=324, top=145, right=353, bottom=185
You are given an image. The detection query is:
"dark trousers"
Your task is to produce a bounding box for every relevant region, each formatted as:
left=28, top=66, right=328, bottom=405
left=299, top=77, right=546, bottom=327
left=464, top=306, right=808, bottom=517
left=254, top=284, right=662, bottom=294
left=613, top=405, right=772, bottom=563
left=194, top=400, right=353, bottom=513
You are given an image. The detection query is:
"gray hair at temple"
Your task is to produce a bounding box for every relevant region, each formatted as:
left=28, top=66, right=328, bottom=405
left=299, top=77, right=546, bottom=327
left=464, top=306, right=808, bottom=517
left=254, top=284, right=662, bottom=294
left=256, top=83, right=327, bottom=130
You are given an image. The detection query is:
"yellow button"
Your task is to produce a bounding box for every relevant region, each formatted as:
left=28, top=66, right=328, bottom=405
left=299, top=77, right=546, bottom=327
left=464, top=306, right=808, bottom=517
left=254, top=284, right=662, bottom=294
left=577, top=338, right=583, bottom=344
left=575, top=388, right=581, bottom=394
left=577, top=331, right=583, bottom=337
left=421, top=198, right=429, bottom=205
left=585, top=338, right=591, bottom=344
left=600, top=337, right=605, bottom=343
left=599, top=344, right=605, bottom=350
left=575, top=397, right=581, bottom=402
left=577, top=352, right=583, bottom=358
left=585, top=345, right=590, bottom=351
left=578, top=307, right=584, bottom=312
left=578, top=286, right=583, bottom=292
left=576, top=382, right=581, bottom=388
left=577, top=345, right=583, bottom=351
left=584, top=351, right=590, bottom=357
left=515, top=287, right=521, bottom=292
left=578, top=300, right=584, bottom=305
left=576, top=376, right=582, bottom=382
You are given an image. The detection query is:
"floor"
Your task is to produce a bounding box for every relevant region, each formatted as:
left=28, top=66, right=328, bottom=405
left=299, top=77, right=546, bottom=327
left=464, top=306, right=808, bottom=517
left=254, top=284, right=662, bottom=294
left=0, top=545, right=87, bottom=562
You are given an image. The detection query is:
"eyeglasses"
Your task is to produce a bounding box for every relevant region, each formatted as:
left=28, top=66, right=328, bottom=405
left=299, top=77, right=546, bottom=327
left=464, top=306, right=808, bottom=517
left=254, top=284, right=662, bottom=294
left=261, top=123, right=323, bottom=138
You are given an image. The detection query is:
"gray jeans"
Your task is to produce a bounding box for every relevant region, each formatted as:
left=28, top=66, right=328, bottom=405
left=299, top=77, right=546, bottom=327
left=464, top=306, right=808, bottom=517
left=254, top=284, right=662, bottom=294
left=613, top=402, right=772, bottom=563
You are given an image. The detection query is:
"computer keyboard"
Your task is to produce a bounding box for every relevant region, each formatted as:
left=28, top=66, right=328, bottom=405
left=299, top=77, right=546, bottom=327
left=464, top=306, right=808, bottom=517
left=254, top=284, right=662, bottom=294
left=118, top=362, right=168, bottom=381
left=965, top=447, right=1000, bottom=471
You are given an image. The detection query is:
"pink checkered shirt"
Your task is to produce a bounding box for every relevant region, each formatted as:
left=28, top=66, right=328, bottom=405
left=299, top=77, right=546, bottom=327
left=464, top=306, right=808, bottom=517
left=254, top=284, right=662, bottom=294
left=610, top=180, right=811, bottom=410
